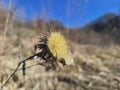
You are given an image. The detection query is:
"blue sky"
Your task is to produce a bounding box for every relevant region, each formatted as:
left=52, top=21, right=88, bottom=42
left=4, top=0, right=120, bottom=28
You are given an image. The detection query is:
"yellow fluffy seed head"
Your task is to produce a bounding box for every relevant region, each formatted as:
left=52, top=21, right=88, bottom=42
left=48, top=32, right=73, bottom=65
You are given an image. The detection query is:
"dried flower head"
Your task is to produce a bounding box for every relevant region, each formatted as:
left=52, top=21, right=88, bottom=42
left=47, top=32, right=73, bottom=65
left=34, top=31, right=73, bottom=68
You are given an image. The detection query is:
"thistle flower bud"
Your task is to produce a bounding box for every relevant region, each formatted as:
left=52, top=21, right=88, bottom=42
left=47, top=32, right=74, bottom=65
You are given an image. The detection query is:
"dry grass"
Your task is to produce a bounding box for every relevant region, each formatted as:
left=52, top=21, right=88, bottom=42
left=0, top=29, right=120, bottom=90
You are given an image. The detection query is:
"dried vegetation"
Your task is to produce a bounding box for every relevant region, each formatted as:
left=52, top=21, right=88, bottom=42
left=0, top=28, right=120, bottom=90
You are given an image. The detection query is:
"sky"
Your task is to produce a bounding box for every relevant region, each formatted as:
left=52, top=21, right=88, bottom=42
left=4, top=0, right=120, bottom=28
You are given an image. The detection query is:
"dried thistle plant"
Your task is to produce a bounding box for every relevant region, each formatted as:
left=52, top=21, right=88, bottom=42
left=35, top=32, right=73, bottom=66
left=0, top=32, right=73, bottom=89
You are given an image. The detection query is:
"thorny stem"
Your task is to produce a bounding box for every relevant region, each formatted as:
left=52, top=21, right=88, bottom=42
left=1, top=63, right=20, bottom=89
left=18, top=63, right=46, bottom=71
left=0, top=47, right=59, bottom=89
left=0, top=52, right=42, bottom=89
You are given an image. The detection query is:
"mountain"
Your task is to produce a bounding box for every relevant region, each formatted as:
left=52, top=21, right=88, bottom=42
left=86, top=13, right=120, bottom=32
left=82, top=13, right=120, bottom=44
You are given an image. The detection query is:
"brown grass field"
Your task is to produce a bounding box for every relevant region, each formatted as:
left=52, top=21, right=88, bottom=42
left=0, top=29, right=120, bottom=90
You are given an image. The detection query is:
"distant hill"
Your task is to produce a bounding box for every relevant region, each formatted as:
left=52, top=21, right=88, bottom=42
left=80, top=13, right=120, bottom=44
left=86, top=13, right=120, bottom=33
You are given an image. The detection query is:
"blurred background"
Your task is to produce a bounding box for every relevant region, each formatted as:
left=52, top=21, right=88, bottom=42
left=0, top=0, right=120, bottom=90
